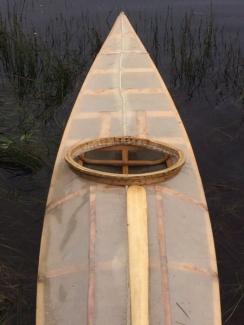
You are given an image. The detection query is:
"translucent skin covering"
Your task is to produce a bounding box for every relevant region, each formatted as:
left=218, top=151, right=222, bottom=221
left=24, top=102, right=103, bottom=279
left=36, top=13, right=221, bottom=325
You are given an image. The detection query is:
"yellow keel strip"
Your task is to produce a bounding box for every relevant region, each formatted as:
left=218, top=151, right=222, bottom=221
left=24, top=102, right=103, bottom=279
left=127, top=185, right=149, bottom=325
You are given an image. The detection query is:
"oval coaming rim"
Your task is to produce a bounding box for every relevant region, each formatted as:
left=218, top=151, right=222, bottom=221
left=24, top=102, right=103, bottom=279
left=65, top=136, right=185, bottom=185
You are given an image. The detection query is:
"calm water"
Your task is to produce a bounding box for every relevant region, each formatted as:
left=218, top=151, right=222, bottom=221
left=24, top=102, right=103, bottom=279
left=0, top=0, right=243, bottom=324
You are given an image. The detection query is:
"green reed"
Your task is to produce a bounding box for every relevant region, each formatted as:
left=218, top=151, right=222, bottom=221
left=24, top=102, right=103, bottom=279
left=160, top=7, right=243, bottom=99
left=0, top=6, right=104, bottom=106
left=0, top=135, right=43, bottom=172
left=0, top=13, right=84, bottom=105
left=0, top=7, right=103, bottom=173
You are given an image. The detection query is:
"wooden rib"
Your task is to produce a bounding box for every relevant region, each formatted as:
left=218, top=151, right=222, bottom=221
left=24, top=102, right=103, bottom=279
left=127, top=186, right=149, bottom=325
left=80, top=155, right=168, bottom=167
left=122, top=147, right=128, bottom=174
left=147, top=111, right=175, bottom=117
left=124, top=88, right=163, bottom=94
left=41, top=265, right=83, bottom=279
left=40, top=260, right=218, bottom=279
left=155, top=185, right=172, bottom=325
left=97, top=145, right=140, bottom=152
left=166, top=157, right=174, bottom=168
left=159, top=186, right=208, bottom=211
left=82, top=89, right=118, bottom=95
left=101, top=50, right=147, bottom=54
left=82, top=88, right=163, bottom=95
left=46, top=189, right=85, bottom=212
left=74, top=111, right=174, bottom=124
left=169, top=262, right=218, bottom=278
left=91, top=68, right=154, bottom=74
left=88, top=185, right=96, bottom=325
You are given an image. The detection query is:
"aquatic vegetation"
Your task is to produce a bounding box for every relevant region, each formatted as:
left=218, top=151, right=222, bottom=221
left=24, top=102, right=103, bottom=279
left=222, top=274, right=244, bottom=324
left=0, top=260, right=32, bottom=324
left=0, top=7, right=102, bottom=175
left=0, top=135, right=43, bottom=172
left=0, top=12, right=87, bottom=106
left=141, top=7, right=243, bottom=100
left=0, top=13, right=38, bottom=101
left=0, top=6, right=242, bottom=107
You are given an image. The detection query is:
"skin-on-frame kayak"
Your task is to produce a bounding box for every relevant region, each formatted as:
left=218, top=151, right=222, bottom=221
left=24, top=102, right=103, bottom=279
left=36, top=12, right=222, bottom=325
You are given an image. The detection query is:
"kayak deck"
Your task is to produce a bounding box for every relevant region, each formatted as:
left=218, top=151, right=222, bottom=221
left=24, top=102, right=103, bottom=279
left=36, top=12, right=221, bottom=325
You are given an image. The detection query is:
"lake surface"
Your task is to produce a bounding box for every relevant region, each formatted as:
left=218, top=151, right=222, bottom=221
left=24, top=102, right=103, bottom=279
left=0, top=0, right=243, bottom=324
